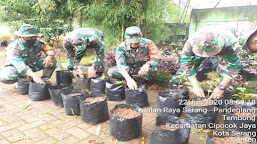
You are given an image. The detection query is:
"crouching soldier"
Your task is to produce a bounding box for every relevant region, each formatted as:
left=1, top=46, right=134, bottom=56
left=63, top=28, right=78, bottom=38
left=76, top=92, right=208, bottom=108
left=108, top=26, right=162, bottom=89
left=63, top=28, right=105, bottom=78
left=0, top=24, right=56, bottom=84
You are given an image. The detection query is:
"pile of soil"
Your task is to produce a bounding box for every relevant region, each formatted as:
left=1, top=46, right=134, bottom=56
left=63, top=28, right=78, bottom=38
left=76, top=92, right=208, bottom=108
left=187, top=99, right=213, bottom=107
left=212, top=136, right=250, bottom=144
left=68, top=93, right=83, bottom=96
left=112, top=108, right=141, bottom=119
left=159, top=124, right=179, bottom=130
left=84, top=97, right=105, bottom=102
left=234, top=112, right=257, bottom=117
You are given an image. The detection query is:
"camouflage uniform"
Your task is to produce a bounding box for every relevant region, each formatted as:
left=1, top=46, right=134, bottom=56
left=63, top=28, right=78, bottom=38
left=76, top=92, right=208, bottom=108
left=63, top=28, right=105, bottom=72
left=0, top=24, right=56, bottom=84
left=108, top=26, right=162, bottom=80
left=172, top=24, right=241, bottom=83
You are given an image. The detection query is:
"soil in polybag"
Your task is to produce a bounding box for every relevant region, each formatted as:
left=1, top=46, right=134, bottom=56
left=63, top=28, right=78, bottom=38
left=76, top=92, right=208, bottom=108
left=80, top=95, right=109, bottom=124
left=61, top=89, right=88, bottom=115
left=48, top=84, right=73, bottom=107
left=75, top=75, right=91, bottom=90
left=29, top=80, right=51, bottom=101
left=184, top=96, right=217, bottom=126
left=125, top=89, right=149, bottom=108
left=90, top=78, right=109, bottom=96
left=56, top=70, right=73, bottom=85
left=109, top=104, right=143, bottom=141
left=106, top=80, right=125, bottom=101
left=157, top=88, right=189, bottom=117
left=150, top=115, right=191, bottom=144
left=206, top=130, right=253, bottom=144
left=17, top=77, right=31, bottom=95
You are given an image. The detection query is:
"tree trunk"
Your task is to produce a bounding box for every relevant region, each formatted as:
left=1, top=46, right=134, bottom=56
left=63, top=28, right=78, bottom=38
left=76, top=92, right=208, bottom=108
left=73, top=11, right=81, bottom=30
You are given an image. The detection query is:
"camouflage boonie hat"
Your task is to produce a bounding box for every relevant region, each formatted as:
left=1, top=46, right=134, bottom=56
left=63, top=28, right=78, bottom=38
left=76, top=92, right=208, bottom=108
left=14, top=24, right=42, bottom=37
left=192, top=32, right=225, bottom=57
left=239, top=25, right=257, bottom=51
left=125, top=26, right=142, bottom=43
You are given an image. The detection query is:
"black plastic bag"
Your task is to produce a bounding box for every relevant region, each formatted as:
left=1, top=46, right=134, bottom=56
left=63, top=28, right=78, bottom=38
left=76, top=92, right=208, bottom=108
left=217, top=90, right=231, bottom=109
left=48, top=84, right=73, bottom=107
left=75, top=76, right=91, bottom=90
left=157, top=88, right=189, bottom=117
left=90, top=78, right=109, bottom=96
left=125, top=89, right=149, bottom=108
left=110, top=104, right=143, bottom=141
left=29, top=80, right=51, bottom=101
left=17, top=77, right=31, bottom=95
left=150, top=115, right=191, bottom=144
left=196, top=67, right=210, bottom=82
left=206, top=130, right=254, bottom=144
left=184, top=97, right=217, bottom=126
left=61, top=89, right=88, bottom=115
left=80, top=95, right=109, bottom=124
left=56, top=70, right=73, bottom=85
left=105, top=81, right=125, bottom=101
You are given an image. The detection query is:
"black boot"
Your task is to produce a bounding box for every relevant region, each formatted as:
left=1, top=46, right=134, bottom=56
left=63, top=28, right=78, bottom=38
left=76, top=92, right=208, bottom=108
left=138, top=78, right=147, bottom=89
left=169, top=81, right=178, bottom=89
left=41, top=67, right=56, bottom=80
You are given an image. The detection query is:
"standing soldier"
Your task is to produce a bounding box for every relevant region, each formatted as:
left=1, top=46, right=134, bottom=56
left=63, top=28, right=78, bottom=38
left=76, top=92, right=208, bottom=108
left=0, top=24, right=56, bottom=84
left=63, top=28, right=105, bottom=78
left=170, top=23, right=257, bottom=99
left=108, top=26, right=162, bottom=89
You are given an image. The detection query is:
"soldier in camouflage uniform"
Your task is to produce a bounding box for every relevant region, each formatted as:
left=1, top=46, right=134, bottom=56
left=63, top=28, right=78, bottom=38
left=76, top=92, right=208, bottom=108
left=0, top=24, right=56, bottom=84
left=63, top=28, right=105, bottom=78
left=108, top=26, right=162, bottom=89
left=238, top=24, right=257, bottom=53
left=170, top=24, right=241, bottom=99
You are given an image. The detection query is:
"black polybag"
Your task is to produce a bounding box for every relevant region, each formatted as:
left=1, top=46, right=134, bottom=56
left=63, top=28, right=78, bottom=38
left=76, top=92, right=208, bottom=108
left=29, top=80, right=51, bottom=101
left=125, top=89, right=149, bottom=108
left=157, top=88, right=189, bottom=117
left=196, top=67, right=210, bottom=81
left=110, top=104, right=143, bottom=141
left=17, top=77, right=31, bottom=95
left=184, top=97, right=217, bottom=126
left=61, top=89, right=88, bottom=115
left=150, top=115, right=191, bottom=144
left=56, top=70, right=73, bottom=85
left=105, top=81, right=125, bottom=101
left=90, top=78, right=108, bottom=96
left=48, top=84, right=73, bottom=107
left=80, top=95, right=109, bottom=124
left=75, top=76, right=91, bottom=90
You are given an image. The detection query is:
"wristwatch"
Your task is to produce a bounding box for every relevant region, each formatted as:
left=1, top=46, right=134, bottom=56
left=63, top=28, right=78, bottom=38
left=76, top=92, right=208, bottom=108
left=217, top=84, right=226, bottom=90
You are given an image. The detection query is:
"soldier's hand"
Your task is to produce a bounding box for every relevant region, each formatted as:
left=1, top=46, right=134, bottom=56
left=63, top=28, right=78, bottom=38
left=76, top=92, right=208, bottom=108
left=43, top=55, right=53, bottom=68
left=76, top=68, right=84, bottom=78
left=192, top=85, right=205, bottom=97
left=210, top=87, right=224, bottom=99
left=88, top=67, right=96, bottom=78
left=32, top=74, right=45, bottom=84
left=138, top=64, right=150, bottom=76
left=126, top=78, right=138, bottom=89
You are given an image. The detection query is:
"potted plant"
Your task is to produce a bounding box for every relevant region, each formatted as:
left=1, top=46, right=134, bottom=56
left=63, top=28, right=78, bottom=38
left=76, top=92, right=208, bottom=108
left=150, top=115, right=191, bottom=144
left=75, top=72, right=91, bottom=90
left=56, top=65, right=73, bottom=85
left=80, top=94, right=109, bottom=124
left=48, top=84, right=73, bottom=107
left=125, top=88, right=149, bottom=108
left=105, top=80, right=125, bottom=101
left=109, top=104, right=143, bottom=141
left=61, top=89, right=88, bottom=115
left=29, top=80, right=52, bottom=101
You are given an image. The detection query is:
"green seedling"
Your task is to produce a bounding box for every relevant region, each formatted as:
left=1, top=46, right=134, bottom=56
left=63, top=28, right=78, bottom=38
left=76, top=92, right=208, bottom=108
left=83, top=72, right=88, bottom=78
left=203, top=72, right=222, bottom=97
left=114, top=80, right=123, bottom=85
left=99, top=74, right=106, bottom=80
left=175, top=75, right=187, bottom=90
left=199, top=137, right=206, bottom=144
left=60, top=64, right=65, bottom=71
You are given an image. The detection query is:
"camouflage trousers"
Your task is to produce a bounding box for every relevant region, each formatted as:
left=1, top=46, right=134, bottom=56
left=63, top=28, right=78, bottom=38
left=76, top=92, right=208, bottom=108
left=107, top=66, right=156, bottom=80
left=172, top=56, right=239, bottom=85
left=0, top=58, right=56, bottom=84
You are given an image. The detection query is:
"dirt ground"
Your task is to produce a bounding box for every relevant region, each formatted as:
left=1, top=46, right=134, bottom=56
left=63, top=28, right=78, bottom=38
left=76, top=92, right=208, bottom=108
left=0, top=53, right=217, bottom=144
